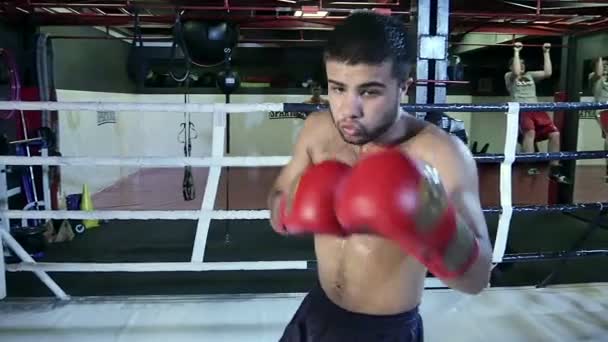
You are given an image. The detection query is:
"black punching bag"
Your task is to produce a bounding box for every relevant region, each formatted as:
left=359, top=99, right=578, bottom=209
left=181, top=21, right=239, bottom=65
left=217, top=69, right=240, bottom=95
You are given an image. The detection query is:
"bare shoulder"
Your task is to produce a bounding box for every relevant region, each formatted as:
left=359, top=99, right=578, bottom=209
left=304, top=110, right=333, bottom=125
left=405, top=125, right=477, bottom=192
left=413, top=126, right=473, bottom=165
left=299, top=111, right=335, bottom=143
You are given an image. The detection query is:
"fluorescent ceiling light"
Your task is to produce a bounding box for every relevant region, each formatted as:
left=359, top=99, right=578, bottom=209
left=50, top=7, right=73, bottom=13
left=294, top=10, right=328, bottom=17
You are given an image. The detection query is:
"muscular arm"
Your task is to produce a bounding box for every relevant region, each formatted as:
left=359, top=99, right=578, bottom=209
left=505, top=44, right=523, bottom=93
left=589, top=57, right=603, bottom=84
left=418, top=132, right=492, bottom=294
left=511, top=48, right=523, bottom=77
left=267, top=115, right=316, bottom=232
left=504, top=72, right=515, bottom=96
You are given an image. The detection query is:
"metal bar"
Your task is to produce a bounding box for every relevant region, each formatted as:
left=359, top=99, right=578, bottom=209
left=483, top=202, right=608, bottom=214
left=474, top=150, right=608, bottom=163
left=27, top=2, right=282, bottom=11
left=450, top=11, right=581, bottom=19
left=502, top=249, right=608, bottom=262
left=0, top=229, right=69, bottom=299
left=449, top=42, right=569, bottom=48
left=239, top=38, right=327, bottom=43
left=434, top=59, right=448, bottom=102
left=41, top=148, right=51, bottom=218
left=415, top=0, right=431, bottom=111
left=0, top=231, right=5, bottom=300
left=562, top=212, right=608, bottom=230
left=326, top=0, right=401, bottom=6
left=432, top=0, right=450, bottom=105
left=24, top=13, right=343, bottom=26
left=458, top=26, right=567, bottom=36
left=536, top=210, right=607, bottom=288
left=25, top=2, right=410, bottom=14
left=50, top=35, right=172, bottom=40
left=9, top=137, right=43, bottom=145
left=0, top=164, right=8, bottom=299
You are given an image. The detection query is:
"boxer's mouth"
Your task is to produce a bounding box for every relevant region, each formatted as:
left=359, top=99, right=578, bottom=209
left=340, top=121, right=361, bottom=136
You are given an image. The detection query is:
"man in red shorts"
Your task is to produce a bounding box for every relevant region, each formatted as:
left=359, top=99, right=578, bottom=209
left=505, top=42, right=569, bottom=183
left=589, top=56, right=608, bottom=182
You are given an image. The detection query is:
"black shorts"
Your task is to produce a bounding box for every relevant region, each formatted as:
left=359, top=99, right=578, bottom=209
left=279, top=282, right=423, bottom=342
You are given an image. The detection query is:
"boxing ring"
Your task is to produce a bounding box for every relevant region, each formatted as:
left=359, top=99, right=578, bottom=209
left=0, top=100, right=608, bottom=341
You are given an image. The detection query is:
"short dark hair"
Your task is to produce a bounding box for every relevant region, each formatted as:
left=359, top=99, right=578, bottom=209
left=324, top=11, right=412, bottom=80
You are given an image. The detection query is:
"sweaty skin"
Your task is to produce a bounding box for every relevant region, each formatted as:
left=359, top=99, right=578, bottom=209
left=268, top=61, right=492, bottom=316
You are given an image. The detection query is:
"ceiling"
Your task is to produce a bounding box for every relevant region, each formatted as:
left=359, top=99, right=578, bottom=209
left=1, top=1, right=608, bottom=46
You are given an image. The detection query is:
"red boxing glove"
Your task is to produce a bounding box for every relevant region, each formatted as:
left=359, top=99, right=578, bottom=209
left=279, top=160, right=350, bottom=235
left=335, top=148, right=479, bottom=279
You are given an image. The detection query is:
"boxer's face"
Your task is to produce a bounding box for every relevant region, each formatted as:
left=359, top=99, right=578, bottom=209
left=325, top=59, right=409, bottom=145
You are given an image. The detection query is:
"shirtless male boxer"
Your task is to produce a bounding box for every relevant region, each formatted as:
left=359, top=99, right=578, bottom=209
left=505, top=42, right=569, bottom=183
left=268, top=12, right=492, bottom=341
left=588, top=56, right=608, bottom=182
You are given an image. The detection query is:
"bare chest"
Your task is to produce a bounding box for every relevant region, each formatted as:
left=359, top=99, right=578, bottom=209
left=310, top=134, right=359, bottom=166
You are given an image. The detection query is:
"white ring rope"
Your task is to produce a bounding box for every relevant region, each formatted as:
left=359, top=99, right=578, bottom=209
left=0, top=101, right=284, bottom=113
left=0, top=99, right=556, bottom=298
left=6, top=261, right=309, bottom=273
left=492, top=102, right=519, bottom=264
left=4, top=209, right=269, bottom=220
left=0, top=155, right=291, bottom=167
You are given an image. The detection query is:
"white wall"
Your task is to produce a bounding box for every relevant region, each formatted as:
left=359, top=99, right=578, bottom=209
left=466, top=96, right=555, bottom=154
left=577, top=96, right=605, bottom=166
left=57, top=90, right=309, bottom=196
left=57, top=90, right=217, bottom=195
left=58, top=90, right=604, bottom=196
left=228, top=94, right=308, bottom=156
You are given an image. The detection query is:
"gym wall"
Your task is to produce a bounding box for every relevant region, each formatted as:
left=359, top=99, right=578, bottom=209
left=37, top=28, right=608, bottom=199
left=41, top=26, right=135, bottom=93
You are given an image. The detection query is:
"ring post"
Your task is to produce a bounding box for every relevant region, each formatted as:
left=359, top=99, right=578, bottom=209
left=0, top=163, right=8, bottom=299
left=41, top=146, right=51, bottom=218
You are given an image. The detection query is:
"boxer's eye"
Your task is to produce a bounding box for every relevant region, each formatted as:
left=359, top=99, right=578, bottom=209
left=330, top=86, right=344, bottom=94
left=361, top=89, right=381, bottom=97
